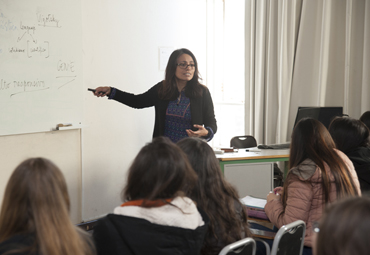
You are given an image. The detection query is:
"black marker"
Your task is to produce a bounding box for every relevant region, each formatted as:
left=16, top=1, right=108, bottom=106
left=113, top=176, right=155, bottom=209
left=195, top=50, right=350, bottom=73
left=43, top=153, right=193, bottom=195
left=88, top=88, right=105, bottom=95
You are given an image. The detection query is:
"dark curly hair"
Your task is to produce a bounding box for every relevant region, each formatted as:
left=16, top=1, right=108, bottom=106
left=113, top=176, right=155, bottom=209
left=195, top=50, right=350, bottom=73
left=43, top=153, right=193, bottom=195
left=177, top=137, right=251, bottom=255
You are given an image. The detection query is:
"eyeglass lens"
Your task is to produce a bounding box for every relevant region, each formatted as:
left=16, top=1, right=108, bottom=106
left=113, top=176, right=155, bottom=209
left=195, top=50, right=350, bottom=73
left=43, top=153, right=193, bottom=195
left=177, top=63, right=195, bottom=69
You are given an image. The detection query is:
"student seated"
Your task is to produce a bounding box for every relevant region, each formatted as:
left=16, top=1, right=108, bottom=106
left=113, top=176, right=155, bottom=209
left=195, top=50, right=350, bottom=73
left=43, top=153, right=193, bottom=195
left=93, top=137, right=209, bottom=255
left=360, top=111, right=370, bottom=131
left=314, top=196, right=370, bottom=255
left=264, top=118, right=361, bottom=255
left=329, top=116, right=370, bottom=192
left=177, top=137, right=251, bottom=255
left=0, top=158, right=95, bottom=255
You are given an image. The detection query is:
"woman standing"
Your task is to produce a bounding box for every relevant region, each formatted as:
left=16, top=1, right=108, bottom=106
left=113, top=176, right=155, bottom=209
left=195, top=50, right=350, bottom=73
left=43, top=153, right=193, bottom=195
left=264, top=118, right=361, bottom=255
left=91, top=48, right=217, bottom=143
left=0, top=158, right=95, bottom=255
left=177, top=137, right=251, bottom=255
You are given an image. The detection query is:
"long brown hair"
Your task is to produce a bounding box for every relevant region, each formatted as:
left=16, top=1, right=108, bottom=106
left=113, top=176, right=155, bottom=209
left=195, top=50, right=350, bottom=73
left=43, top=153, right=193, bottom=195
left=123, top=136, right=197, bottom=204
left=177, top=137, right=251, bottom=255
left=283, top=118, right=358, bottom=208
left=158, top=48, right=204, bottom=100
left=0, top=158, right=94, bottom=255
left=316, top=196, right=370, bottom=255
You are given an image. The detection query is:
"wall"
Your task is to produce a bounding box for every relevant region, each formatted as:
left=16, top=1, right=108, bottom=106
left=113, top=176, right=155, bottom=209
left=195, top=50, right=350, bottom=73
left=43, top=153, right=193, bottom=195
left=0, top=130, right=82, bottom=223
left=0, top=0, right=208, bottom=223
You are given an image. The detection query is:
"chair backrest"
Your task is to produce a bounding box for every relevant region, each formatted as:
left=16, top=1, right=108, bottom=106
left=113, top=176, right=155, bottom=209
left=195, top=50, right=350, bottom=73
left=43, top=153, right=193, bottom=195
left=270, top=220, right=306, bottom=255
left=219, top=237, right=256, bottom=255
left=230, top=136, right=257, bottom=149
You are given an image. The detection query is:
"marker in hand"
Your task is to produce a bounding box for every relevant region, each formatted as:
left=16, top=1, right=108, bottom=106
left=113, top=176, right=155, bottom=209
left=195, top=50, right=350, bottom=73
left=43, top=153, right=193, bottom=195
left=88, top=88, right=105, bottom=95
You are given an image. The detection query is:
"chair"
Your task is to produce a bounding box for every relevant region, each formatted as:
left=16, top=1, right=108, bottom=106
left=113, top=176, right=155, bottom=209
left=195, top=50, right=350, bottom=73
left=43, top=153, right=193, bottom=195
left=230, top=136, right=257, bottom=149
left=218, top=237, right=256, bottom=255
left=270, top=220, right=306, bottom=255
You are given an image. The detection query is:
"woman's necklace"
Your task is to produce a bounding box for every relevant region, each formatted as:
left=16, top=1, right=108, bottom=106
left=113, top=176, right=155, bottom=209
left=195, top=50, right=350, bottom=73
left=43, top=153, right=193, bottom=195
left=177, top=92, right=182, bottom=105
left=177, top=87, right=185, bottom=105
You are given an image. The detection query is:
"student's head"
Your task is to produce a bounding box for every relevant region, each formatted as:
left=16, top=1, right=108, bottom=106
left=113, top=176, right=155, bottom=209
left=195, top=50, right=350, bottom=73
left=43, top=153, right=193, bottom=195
left=123, top=136, right=197, bottom=202
left=0, top=158, right=70, bottom=236
left=176, top=137, right=224, bottom=199
left=0, top=158, right=93, bottom=255
left=329, top=116, right=370, bottom=153
left=315, top=196, right=370, bottom=255
left=360, top=111, right=370, bottom=131
left=290, top=117, right=335, bottom=167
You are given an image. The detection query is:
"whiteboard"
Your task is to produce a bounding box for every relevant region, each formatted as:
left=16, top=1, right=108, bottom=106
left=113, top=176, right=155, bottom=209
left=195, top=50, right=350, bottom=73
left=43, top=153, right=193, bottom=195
left=0, top=0, right=82, bottom=136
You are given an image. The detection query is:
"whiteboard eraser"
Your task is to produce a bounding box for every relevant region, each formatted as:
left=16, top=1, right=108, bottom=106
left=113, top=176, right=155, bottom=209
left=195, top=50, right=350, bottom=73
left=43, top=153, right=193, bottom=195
left=56, top=123, right=72, bottom=130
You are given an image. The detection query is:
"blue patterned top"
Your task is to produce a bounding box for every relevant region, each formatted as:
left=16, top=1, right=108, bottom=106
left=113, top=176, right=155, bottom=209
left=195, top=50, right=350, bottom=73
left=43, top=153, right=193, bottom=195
left=109, top=86, right=214, bottom=142
left=164, top=90, right=192, bottom=143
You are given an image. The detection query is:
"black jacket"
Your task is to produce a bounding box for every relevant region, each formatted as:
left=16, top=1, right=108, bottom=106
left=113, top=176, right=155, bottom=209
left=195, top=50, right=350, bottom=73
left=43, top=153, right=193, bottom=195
left=346, top=147, right=370, bottom=193
left=93, top=209, right=209, bottom=255
left=0, top=234, right=38, bottom=255
left=110, top=82, right=217, bottom=139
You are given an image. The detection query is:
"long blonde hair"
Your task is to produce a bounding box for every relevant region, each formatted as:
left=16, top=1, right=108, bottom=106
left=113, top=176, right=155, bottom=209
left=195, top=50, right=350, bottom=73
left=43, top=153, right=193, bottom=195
left=0, top=158, right=94, bottom=255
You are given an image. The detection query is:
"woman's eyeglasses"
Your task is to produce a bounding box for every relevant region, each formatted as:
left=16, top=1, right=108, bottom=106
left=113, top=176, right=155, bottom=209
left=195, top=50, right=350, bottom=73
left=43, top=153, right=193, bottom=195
left=177, top=63, right=195, bottom=69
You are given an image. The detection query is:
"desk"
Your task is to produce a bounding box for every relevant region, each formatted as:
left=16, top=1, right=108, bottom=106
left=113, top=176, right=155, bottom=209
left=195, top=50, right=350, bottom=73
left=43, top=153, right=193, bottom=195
left=216, top=149, right=289, bottom=198
left=217, top=149, right=289, bottom=170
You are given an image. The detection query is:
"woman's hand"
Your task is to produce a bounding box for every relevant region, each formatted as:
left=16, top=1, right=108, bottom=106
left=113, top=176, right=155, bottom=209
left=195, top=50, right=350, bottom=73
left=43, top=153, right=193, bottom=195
left=273, top=186, right=284, bottom=196
left=91, top=86, right=111, bottom=97
left=267, top=192, right=281, bottom=203
left=267, top=187, right=283, bottom=203
left=186, top=124, right=208, bottom=138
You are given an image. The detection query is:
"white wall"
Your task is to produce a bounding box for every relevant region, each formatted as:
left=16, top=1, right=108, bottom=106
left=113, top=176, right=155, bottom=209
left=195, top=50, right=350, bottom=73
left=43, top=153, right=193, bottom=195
left=0, top=130, right=82, bottom=223
left=0, top=0, right=208, bottom=223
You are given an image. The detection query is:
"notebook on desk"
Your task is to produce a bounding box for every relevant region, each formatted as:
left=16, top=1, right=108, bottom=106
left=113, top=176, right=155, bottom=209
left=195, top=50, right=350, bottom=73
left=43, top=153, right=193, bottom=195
left=240, top=195, right=269, bottom=220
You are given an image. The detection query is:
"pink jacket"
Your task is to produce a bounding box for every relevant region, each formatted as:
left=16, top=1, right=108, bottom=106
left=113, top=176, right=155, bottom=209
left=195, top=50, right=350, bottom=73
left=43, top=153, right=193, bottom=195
left=264, top=150, right=361, bottom=247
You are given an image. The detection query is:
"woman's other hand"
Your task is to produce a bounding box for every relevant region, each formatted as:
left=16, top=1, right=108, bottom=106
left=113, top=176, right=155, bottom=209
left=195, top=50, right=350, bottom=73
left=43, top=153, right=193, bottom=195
left=267, top=190, right=282, bottom=203
left=92, top=86, right=111, bottom=97
left=273, top=186, right=284, bottom=196
left=186, top=124, right=208, bottom=138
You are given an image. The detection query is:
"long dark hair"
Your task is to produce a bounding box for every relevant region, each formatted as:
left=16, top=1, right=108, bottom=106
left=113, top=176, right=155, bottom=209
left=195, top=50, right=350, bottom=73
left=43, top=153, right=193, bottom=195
left=329, top=116, right=370, bottom=153
left=0, top=158, right=95, bottom=255
left=123, top=136, right=197, bottom=204
left=158, top=48, right=204, bottom=100
left=177, top=137, right=251, bottom=255
left=283, top=118, right=358, bottom=208
left=316, top=196, right=370, bottom=255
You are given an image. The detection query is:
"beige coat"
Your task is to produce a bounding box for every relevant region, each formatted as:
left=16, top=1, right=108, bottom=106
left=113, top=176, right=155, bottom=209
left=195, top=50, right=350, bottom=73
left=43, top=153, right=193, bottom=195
left=264, top=150, right=361, bottom=247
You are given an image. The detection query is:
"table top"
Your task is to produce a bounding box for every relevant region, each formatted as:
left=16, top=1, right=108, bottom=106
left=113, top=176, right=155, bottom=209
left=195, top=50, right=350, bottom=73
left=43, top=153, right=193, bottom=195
left=216, top=148, right=289, bottom=161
